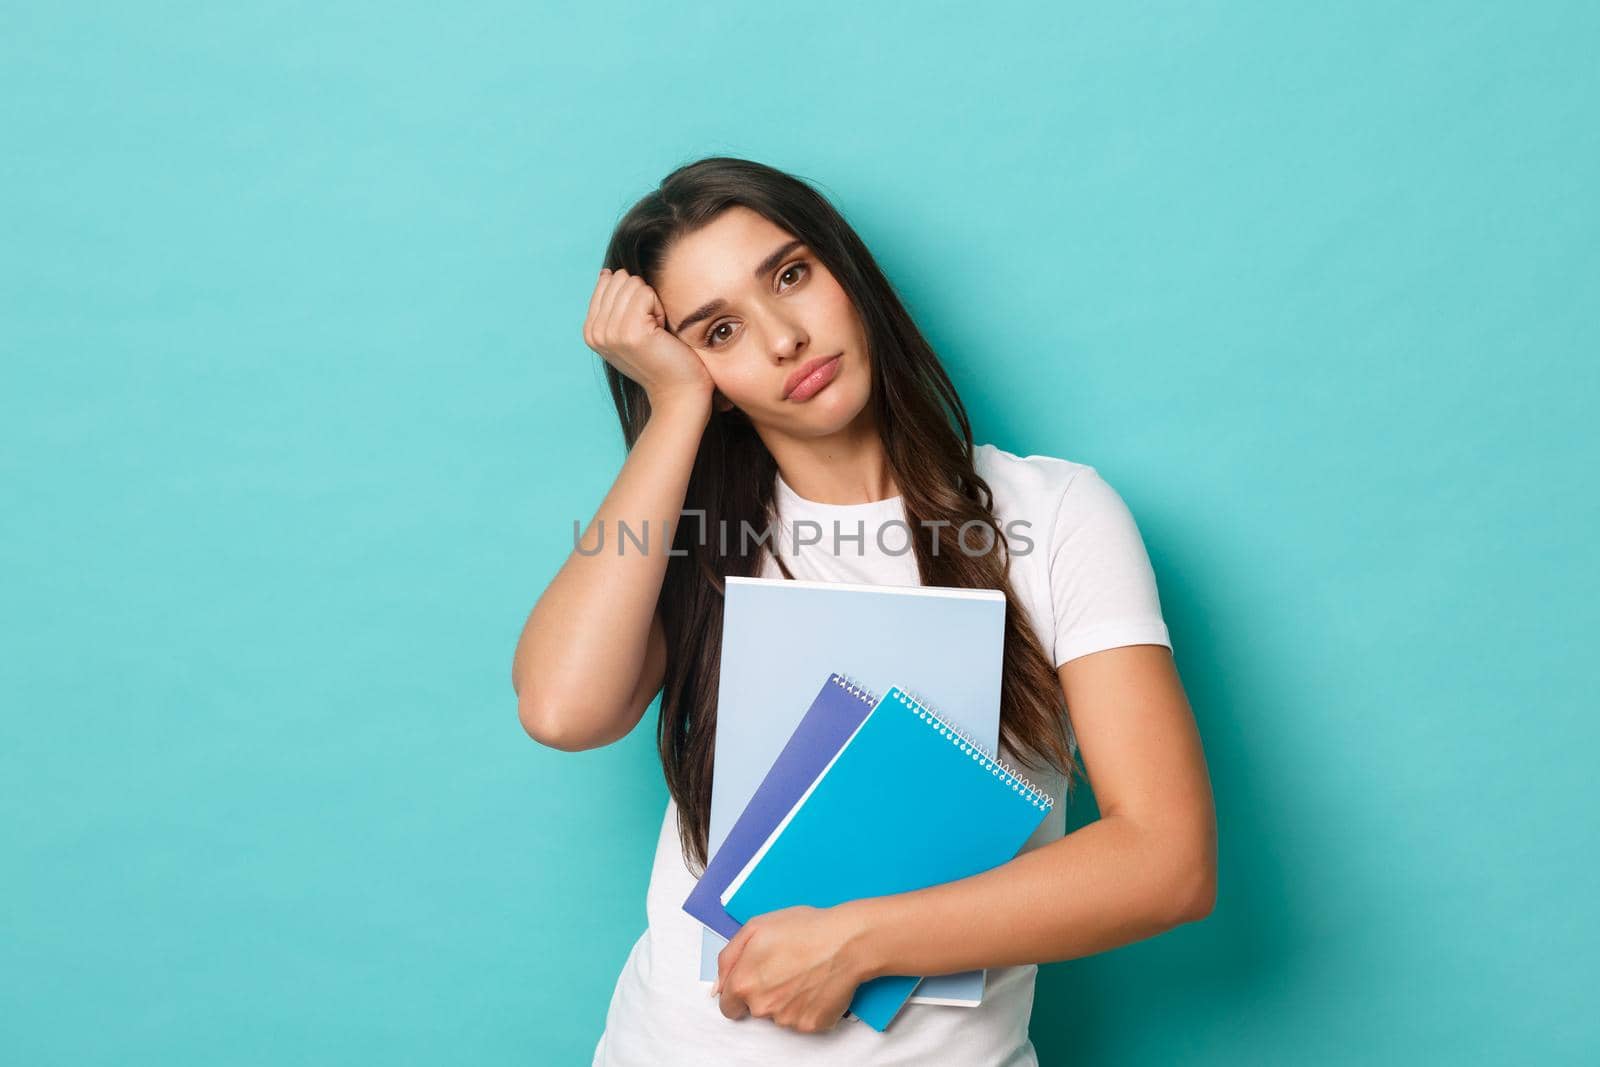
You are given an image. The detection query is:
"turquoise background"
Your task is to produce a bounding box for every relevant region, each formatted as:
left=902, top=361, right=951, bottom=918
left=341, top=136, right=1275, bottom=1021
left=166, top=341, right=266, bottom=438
left=3, top=2, right=1595, bottom=1063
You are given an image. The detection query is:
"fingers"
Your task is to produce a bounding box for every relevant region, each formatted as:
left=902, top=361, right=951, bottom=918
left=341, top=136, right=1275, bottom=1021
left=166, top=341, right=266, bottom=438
left=583, top=269, right=611, bottom=348
left=595, top=268, right=657, bottom=351
left=716, top=923, right=754, bottom=991
left=595, top=269, right=631, bottom=341
left=718, top=985, right=750, bottom=1021
left=715, top=923, right=757, bottom=1020
left=613, top=282, right=655, bottom=342
left=648, top=286, right=668, bottom=331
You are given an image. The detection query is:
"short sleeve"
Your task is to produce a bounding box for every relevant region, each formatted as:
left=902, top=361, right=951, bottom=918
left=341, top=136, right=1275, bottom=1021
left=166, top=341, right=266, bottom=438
left=1047, top=466, right=1172, bottom=667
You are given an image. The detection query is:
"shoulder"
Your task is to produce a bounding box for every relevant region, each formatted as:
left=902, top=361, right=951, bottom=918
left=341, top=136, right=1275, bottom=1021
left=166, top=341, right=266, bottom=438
left=973, top=442, right=1097, bottom=512
left=973, top=442, right=1146, bottom=549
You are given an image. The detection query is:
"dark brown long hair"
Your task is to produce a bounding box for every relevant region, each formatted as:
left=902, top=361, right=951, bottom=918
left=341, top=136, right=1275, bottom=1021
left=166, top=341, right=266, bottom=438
left=600, top=157, right=1078, bottom=872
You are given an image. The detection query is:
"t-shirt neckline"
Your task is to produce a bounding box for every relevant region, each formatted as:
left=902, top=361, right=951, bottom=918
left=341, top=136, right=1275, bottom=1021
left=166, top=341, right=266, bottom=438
left=773, top=467, right=905, bottom=519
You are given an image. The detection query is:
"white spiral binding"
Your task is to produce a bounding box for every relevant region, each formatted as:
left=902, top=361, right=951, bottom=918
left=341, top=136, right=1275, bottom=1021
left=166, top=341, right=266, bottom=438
left=828, top=672, right=877, bottom=705
left=893, top=689, right=1055, bottom=811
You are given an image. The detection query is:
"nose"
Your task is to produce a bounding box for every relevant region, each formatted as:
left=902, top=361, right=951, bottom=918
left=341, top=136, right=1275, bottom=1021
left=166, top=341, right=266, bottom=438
left=758, top=307, right=808, bottom=363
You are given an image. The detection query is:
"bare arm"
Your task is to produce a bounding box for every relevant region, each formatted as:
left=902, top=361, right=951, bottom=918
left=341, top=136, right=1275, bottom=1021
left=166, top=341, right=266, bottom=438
left=848, top=644, right=1216, bottom=972
left=512, top=267, right=717, bottom=751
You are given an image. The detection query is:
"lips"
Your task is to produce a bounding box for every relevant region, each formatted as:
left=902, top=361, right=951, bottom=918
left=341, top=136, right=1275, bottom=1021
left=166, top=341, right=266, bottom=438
left=783, top=354, right=843, bottom=401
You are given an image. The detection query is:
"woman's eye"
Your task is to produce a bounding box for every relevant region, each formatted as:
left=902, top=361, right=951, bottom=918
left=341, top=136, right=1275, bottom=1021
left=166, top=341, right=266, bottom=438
left=704, top=262, right=809, bottom=348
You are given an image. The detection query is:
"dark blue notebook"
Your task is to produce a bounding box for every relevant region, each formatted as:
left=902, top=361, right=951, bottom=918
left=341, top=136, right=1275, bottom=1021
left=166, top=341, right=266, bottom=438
left=684, top=672, right=876, bottom=941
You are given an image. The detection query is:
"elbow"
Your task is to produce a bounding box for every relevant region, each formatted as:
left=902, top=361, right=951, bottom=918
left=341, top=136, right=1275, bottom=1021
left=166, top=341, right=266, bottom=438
left=1167, top=853, right=1217, bottom=925
left=517, top=691, right=594, bottom=752
left=1137, top=817, right=1216, bottom=927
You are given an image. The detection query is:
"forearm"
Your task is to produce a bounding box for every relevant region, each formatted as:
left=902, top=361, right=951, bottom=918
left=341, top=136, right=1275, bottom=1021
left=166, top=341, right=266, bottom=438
left=844, top=813, right=1216, bottom=980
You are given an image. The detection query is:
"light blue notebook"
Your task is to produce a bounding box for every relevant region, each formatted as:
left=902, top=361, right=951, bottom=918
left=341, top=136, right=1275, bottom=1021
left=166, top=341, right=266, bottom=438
left=721, top=687, right=1055, bottom=1032
left=700, top=576, right=1006, bottom=1008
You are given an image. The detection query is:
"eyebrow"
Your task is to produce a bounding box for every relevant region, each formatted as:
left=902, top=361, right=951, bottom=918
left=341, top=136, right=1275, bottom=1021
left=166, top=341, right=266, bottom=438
left=669, top=238, right=807, bottom=336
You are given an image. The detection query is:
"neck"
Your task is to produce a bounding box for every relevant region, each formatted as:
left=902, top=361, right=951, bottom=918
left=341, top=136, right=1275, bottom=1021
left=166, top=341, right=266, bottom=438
left=759, top=410, right=898, bottom=505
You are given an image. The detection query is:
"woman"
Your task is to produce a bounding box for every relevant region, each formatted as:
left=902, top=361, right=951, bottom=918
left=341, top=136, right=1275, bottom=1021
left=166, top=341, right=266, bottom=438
left=511, top=156, right=1217, bottom=1065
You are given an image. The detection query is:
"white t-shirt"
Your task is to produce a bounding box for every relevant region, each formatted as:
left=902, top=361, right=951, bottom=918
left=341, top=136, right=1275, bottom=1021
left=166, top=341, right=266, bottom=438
left=592, top=443, right=1172, bottom=1066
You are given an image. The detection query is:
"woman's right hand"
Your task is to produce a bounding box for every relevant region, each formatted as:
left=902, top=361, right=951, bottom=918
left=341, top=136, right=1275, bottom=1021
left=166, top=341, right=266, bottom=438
left=584, top=267, right=714, bottom=409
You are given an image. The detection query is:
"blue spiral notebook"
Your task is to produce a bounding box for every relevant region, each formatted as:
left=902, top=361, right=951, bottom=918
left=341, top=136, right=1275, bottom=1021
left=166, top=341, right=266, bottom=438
left=720, top=686, right=1055, bottom=1032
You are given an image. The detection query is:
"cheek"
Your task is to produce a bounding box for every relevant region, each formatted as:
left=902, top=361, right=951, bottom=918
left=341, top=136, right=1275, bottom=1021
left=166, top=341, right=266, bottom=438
left=820, top=288, right=867, bottom=351
left=707, top=362, right=767, bottom=404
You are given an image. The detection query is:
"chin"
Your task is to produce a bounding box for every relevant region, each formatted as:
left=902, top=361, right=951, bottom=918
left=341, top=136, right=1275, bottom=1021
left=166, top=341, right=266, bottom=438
left=797, top=387, right=871, bottom=435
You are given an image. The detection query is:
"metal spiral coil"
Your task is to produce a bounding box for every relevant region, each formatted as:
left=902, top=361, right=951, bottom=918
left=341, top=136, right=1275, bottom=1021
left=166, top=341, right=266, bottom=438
left=895, top=688, right=1055, bottom=811
left=829, top=672, right=877, bottom=704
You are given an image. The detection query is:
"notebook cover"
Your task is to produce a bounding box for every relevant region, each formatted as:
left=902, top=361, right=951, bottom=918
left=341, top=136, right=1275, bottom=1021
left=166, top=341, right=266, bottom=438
left=699, top=576, right=1007, bottom=1008
left=684, top=672, right=876, bottom=940
left=720, top=687, right=1054, bottom=1032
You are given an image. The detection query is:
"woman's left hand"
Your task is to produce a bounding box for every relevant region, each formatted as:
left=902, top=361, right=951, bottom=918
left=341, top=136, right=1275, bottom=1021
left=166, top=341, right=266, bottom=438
left=713, top=904, right=874, bottom=1033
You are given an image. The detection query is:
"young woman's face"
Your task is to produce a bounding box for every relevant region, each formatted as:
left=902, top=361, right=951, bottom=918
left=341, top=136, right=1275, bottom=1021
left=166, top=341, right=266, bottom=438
left=655, top=206, right=872, bottom=436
